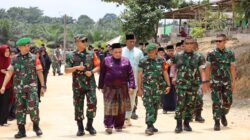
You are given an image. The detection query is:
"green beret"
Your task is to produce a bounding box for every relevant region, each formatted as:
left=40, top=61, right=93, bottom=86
left=16, top=38, right=31, bottom=46
left=145, top=43, right=157, bottom=53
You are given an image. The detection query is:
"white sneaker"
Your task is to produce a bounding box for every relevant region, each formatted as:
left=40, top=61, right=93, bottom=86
left=125, top=119, right=132, bottom=127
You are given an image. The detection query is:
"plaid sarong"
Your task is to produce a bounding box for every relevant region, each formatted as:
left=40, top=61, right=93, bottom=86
left=103, top=85, right=131, bottom=116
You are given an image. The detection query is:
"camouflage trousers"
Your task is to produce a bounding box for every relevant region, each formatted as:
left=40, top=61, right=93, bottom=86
left=15, top=87, right=40, bottom=125
left=194, top=87, right=204, bottom=116
left=52, top=60, right=61, bottom=73
left=73, top=88, right=97, bottom=121
left=211, top=83, right=232, bottom=120
left=175, top=88, right=197, bottom=120
left=142, top=87, right=161, bottom=125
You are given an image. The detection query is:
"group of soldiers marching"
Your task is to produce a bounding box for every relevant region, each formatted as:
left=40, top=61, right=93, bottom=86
left=0, top=33, right=236, bottom=138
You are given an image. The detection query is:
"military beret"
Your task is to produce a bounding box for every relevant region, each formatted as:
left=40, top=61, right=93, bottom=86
left=16, top=37, right=31, bottom=46
left=74, top=34, right=87, bottom=41
left=145, top=43, right=157, bottom=53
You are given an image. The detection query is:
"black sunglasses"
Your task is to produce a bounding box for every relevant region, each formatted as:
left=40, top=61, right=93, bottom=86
left=215, top=40, right=224, bottom=43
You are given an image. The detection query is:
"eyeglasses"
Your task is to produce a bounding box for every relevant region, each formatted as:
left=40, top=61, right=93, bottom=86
left=215, top=40, right=224, bottom=43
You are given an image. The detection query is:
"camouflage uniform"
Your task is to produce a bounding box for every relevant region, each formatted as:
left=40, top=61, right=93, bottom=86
left=9, top=53, right=41, bottom=125
left=139, top=56, right=167, bottom=125
left=65, top=50, right=99, bottom=121
left=172, top=51, right=205, bottom=121
left=52, top=48, right=62, bottom=74
left=193, top=52, right=206, bottom=118
left=207, top=48, right=235, bottom=120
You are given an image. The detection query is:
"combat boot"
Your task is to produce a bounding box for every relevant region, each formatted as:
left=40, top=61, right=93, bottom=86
left=195, top=110, right=205, bottom=123
left=85, top=118, right=96, bottom=135
left=184, top=119, right=192, bottom=131
left=175, top=119, right=183, bottom=133
left=15, top=125, right=26, bottom=139
left=145, top=124, right=154, bottom=135
left=214, top=120, right=220, bottom=131
left=76, top=120, right=85, bottom=136
left=221, top=115, right=228, bottom=126
left=33, top=122, right=43, bottom=136
left=152, top=124, right=158, bottom=132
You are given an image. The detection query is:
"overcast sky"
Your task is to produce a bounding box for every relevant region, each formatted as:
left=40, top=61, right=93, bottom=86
left=0, top=0, right=125, bottom=21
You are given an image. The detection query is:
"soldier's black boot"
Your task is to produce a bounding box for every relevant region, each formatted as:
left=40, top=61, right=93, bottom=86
left=33, top=122, right=43, bottom=136
left=195, top=110, right=205, bottom=123
left=152, top=124, right=158, bottom=132
left=184, top=119, right=192, bottom=131
left=53, top=71, right=55, bottom=76
left=15, top=125, right=26, bottom=139
left=175, top=119, right=183, bottom=133
left=85, top=118, right=96, bottom=135
left=145, top=124, right=154, bottom=135
left=214, top=120, right=220, bottom=131
left=221, top=115, right=228, bottom=127
left=76, top=120, right=85, bottom=136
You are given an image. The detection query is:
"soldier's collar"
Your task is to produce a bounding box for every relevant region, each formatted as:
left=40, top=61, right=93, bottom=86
left=184, top=51, right=194, bottom=55
left=76, top=49, right=87, bottom=54
left=216, top=48, right=226, bottom=53
left=19, top=52, right=32, bottom=58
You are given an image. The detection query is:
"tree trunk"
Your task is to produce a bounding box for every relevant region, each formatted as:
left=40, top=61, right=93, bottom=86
left=154, top=20, right=159, bottom=43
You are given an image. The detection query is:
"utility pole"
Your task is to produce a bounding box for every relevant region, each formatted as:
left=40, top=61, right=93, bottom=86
left=63, top=14, right=67, bottom=60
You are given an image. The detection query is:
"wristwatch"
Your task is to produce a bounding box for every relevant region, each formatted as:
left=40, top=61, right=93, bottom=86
left=202, top=80, right=209, bottom=84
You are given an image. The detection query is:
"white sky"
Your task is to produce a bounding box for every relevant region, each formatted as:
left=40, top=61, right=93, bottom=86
left=0, top=0, right=125, bottom=21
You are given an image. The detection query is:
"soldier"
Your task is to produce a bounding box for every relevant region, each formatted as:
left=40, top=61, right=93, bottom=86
left=65, top=34, right=100, bottom=136
left=138, top=43, right=170, bottom=135
left=52, top=44, right=63, bottom=76
left=193, top=42, right=206, bottom=123
left=122, top=33, right=144, bottom=127
left=0, top=38, right=45, bottom=139
left=170, top=37, right=207, bottom=133
left=206, top=34, right=236, bottom=131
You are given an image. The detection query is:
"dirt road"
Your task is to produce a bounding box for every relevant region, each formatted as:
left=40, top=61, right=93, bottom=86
left=1, top=73, right=250, bottom=140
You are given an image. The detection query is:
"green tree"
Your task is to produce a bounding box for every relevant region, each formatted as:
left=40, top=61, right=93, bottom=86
left=0, top=19, right=10, bottom=44
left=103, top=0, right=183, bottom=42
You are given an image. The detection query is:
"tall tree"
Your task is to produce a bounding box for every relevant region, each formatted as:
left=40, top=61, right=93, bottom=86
left=103, top=0, right=182, bottom=42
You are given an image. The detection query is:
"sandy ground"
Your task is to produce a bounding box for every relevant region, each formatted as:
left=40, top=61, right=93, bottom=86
left=0, top=73, right=250, bottom=140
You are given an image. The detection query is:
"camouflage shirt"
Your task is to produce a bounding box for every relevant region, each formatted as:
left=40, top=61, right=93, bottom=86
left=172, top=51, right=205, bottom=91
left=207, top=48, right=236, bottom=85
left=8, top=53, right=43, bottom=92
left=139, top=56, right=167, bottom=95
left=65, top=50, right=100, bottom=90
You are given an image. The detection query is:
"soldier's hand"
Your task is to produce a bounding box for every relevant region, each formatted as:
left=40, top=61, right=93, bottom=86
left=0, top=87, right=5, bottom=94
left=75, top=66, right=85, bottom=71
left=85, top=71, right=92, bottom=77
left=40, top=87, right=46, bottom=97
left=165, top=87, right=171, bottom=94
left=128, top=88, right=134, bottom=96
left=137, top=89, right=142, bottom=97
left=201, top=83, right=208, bottom=93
